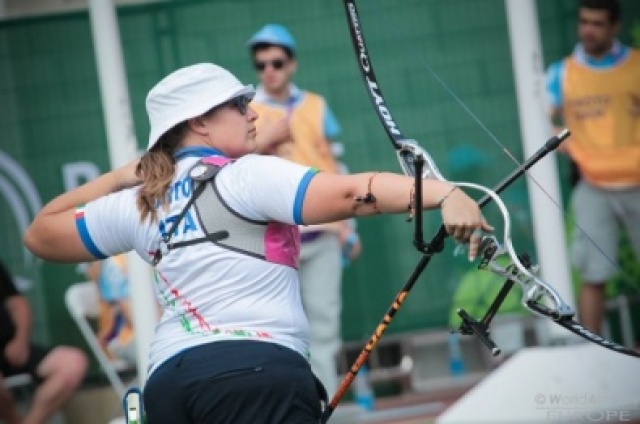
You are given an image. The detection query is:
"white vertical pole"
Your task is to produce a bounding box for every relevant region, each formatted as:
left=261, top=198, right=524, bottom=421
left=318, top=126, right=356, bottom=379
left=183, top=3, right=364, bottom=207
left=87, top=0, right=156, bottom=383
left=87, top=0, right=137, bottom=168
left=504, top=0, right=575, bottom=340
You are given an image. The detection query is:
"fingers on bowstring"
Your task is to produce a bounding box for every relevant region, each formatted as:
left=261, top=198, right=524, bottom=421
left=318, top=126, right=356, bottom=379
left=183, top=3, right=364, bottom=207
left=444, top=223, right=455, bottom=239
left=482, top=222, right=495, bottom=232
left=454, top=226, right=469, bottom=243
left=444, top=223, right=472, bottom=244
left=480, top=215, right=495, bottom=232
left=468, top=227, right=483, bottom=261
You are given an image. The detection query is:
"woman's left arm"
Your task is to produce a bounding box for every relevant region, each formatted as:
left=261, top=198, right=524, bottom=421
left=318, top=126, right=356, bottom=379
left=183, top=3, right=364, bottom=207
left=24, top=160, right=141, bottom=262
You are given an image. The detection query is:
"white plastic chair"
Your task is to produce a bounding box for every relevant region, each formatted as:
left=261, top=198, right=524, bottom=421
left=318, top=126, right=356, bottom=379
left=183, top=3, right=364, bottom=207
left=3, top=373, right=33, bottom=389
left=65, top=281, right=134, bottom=399
left=2, top=373, right=32, bottom=411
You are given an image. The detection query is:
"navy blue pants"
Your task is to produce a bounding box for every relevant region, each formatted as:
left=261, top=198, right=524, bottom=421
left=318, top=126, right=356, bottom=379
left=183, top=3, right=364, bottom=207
left=144, top=340, right=324, bottom=424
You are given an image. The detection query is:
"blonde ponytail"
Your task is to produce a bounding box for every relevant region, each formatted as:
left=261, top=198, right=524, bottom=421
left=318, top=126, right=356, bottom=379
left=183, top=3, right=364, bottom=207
left=136, top=122, right=188, bottom=222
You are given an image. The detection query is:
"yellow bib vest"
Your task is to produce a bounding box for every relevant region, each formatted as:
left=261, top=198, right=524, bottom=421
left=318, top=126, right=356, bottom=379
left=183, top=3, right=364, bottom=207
left=562, top=50, right=640, bottom=186
left=251, top=92, right=338, bottom=173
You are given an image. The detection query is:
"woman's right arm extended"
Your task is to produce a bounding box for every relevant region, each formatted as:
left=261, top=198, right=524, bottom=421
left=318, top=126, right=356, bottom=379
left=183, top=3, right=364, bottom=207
left=302, top=172, right=492, bottom=260
left=23, top=160, right=141, bottom=263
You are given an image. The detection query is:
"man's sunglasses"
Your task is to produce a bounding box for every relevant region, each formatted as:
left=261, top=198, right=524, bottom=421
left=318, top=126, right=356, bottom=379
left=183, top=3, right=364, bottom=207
left=253, top=58, right=288, bottom=72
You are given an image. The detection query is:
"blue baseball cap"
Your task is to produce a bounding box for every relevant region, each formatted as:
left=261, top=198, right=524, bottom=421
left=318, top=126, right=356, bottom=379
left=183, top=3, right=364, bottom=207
left=247, top=24, right=296, bottom=52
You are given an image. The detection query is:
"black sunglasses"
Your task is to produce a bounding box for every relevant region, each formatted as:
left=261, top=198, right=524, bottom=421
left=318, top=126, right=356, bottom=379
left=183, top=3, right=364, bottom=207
left=253, top=58, right=288, bottom=72
left=227, top=95, right=252, bottom=115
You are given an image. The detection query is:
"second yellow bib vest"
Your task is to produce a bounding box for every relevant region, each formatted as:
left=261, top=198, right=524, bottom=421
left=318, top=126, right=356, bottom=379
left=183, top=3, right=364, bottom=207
left=562, top=50, right=640, bottom=186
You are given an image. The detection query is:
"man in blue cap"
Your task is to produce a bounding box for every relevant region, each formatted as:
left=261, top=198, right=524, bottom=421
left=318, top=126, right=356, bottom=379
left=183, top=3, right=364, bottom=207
left=247, top=23, right=361, bottom=398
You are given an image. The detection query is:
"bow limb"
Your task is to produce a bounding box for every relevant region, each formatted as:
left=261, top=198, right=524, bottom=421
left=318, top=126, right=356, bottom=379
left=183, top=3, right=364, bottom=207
left=455, top=183, right=640, bottom=359
left=343, top=0, right=445, bottom=181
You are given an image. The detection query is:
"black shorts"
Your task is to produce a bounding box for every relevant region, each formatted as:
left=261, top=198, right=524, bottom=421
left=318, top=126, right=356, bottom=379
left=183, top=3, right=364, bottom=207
left=0, top=343, right=51, bottom=384
left=144, top=340, right=324, bottom=424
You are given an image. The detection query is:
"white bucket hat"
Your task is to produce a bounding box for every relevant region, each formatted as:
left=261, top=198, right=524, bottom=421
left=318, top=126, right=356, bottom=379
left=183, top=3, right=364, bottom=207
left=145, top=63, right=255, bottom=150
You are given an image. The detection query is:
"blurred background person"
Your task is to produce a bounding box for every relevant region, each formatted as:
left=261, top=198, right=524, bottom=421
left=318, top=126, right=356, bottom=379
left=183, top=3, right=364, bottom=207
left=545, top=0, right=640, bottom=335
left=0, top=258, right=87, bottom=424
left=247, top=23, right=362, bottom=397
left=84, top=254, right=137, bottom=367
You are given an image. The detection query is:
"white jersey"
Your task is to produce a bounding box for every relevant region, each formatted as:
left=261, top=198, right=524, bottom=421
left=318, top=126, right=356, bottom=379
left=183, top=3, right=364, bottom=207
left=75, top=146, right=319, bottom=377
